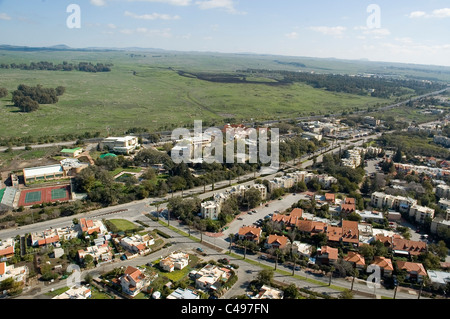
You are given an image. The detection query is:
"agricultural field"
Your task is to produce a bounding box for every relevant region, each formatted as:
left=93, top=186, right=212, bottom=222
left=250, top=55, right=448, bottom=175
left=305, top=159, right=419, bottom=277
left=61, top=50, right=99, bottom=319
left=1, top=49, right=438, bottom=141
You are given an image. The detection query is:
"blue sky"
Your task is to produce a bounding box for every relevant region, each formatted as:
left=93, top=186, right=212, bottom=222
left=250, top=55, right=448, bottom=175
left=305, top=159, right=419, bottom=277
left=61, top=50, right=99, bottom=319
left=0, top=0, right=449, bottom=66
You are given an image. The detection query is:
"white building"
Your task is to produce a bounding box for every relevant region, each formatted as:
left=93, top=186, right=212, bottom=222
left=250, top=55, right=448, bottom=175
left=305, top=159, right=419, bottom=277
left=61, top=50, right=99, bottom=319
left=409, top=205, right=435, bottom=224
left=53, top=285, right=92, bottom=299
left=427, top=270, right=450, bottom=290
left=201, top=201, right=221, bottom=220
left=120, top=234, right=154, bottom=255
left=252, top=285, right=284, bottom=299
left=357, top=210, right=385, bottom=224
left=436, top=184, right=450, bottom=199
left=166, top=288, right=200, bottom=300
left=431, top=218, right=450, bottom=234
left=291, top=242, right=313, bottom=258
left=0, top=262, right=28, bottom=284
left=101, top=136, right=140, bottom=154
left=159, top=252, right=189, bottom=273
left=194, top=264, right=231, bottom=291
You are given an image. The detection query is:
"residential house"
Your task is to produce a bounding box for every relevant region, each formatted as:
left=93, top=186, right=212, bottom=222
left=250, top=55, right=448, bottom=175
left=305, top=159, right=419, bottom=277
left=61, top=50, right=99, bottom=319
left=0, top=238, right=15, bottom=259
left=396, top=261, right=428, bottom=283
left=316, top=246, right=338, bottom=265
left=166, top=288, right=200, bottom=300
left=392, top=238, right=427, bottom=257
left=120, top=266, right=148, bottom=297
left=265, top=235, right=288, bottom=250
left=344, top=252, right=366, bottom=270
left=253, top=285, right=284, bottom=299
left=77, top=243, right=113, bottom=263
left=31, top=229, right=60, bottom=247
left=78, top=218, right=107, bottom=235
left=159, top=252, right=189, bottom=273
left=326, top=226, right=343, bottom=245
left=53, top=285, right=91, bottom=299
left=238, top=226, right=262, bottom=243
left=342, top=220, right=360, bottom=248
left=291, top=242, right=313, bottom=258
left=427, top=270, right=450, bottom=290
left=0, top=262, right=28, bottom=284
left=120, top=234, right=155, bottom=256
left=194, top=264, right=232, bottom=291
left=296, top=220, right=326, bottom=236
left=370, top=256, right=394, bottom=277
left=325, top=193, right=336, bottom=205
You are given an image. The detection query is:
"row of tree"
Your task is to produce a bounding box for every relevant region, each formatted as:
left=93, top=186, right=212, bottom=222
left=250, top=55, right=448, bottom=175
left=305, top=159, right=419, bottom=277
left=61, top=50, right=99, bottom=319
left=0, top=61, right=112, bottom=72
left=239, top=69, right=447, bottom=98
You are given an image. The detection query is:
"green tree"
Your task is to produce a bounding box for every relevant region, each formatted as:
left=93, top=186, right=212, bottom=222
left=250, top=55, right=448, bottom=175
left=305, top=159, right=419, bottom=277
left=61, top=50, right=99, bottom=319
left=284, top=284, right=300, bottom=299
left=256, top=269, right=274, bottom=286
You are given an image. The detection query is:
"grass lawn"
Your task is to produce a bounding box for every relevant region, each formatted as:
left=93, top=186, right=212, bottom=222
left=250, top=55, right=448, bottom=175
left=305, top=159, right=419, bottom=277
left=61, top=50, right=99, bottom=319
left=108, top=219, right=138, bottom=232
left=45, top=286, right=69, bottom=297
left=90, top=286, right=114, bottom=299
left=149, top=254, right=200, bottom=283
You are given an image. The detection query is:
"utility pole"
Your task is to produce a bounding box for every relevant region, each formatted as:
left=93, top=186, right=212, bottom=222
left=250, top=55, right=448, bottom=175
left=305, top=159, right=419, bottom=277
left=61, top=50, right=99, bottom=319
left=418, top=281, right=424, bottom=300
left=393, top=284, right=398, bottom=300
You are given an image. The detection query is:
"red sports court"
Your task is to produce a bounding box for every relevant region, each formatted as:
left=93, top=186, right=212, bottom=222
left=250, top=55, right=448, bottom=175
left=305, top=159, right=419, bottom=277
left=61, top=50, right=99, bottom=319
left=18, top=185, right=71, bottom=207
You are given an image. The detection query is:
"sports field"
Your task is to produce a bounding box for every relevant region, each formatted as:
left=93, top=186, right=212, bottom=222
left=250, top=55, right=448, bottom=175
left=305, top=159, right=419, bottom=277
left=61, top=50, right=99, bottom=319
left=18, top=185, right=71, bottom=207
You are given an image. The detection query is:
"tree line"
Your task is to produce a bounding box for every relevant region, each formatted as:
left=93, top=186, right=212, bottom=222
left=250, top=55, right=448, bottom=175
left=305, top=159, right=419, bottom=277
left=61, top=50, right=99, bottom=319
left=238, top=69, right=447, bottom=99
left=12, top=84, right=65, bottom=112
left=0, top=61, right=112, bottom=72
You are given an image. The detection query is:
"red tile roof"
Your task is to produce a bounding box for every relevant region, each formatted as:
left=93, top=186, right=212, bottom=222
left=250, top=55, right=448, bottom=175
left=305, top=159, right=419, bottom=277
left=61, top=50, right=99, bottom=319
left=319, top=246, right=338, bottom=260
left=396, top=261, right=427, bottom=276
left=0, top=246, right=14, bottom=257
left=327, top=226, right=343, bottom=242
left=392, top=238, right=427, bottom=256
left=267, top=235, right=288, bottom=249
left=372, top=256, right=394, bottom=271
left=344, top=251, right=365, bottom=266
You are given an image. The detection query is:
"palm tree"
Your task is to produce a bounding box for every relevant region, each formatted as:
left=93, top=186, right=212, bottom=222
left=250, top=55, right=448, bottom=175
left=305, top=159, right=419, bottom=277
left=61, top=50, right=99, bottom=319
left=328, top=266, right=335, bottom=286
left=228, top=234, right=234, bottom=254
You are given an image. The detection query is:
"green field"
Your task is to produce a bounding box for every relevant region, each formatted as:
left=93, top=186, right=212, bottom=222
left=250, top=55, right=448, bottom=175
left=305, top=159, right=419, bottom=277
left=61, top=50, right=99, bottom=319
left=0, top=50, right=394, bottom=139
left=107, top=219, right=138, bottom=232
left=0, top=49, right=449, bottom=140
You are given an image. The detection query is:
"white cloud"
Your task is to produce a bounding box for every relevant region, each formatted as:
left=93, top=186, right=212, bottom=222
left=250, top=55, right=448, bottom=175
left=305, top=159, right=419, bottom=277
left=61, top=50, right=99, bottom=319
left=354, top=26, right=390, bottom=39
left=195, top=0, right=246, bottom=14
left=0, top=13, right=12, bottom=20
left=107, top=23, right=117, bottom=29
left=309, top=26, right=346, bottom=37
left=285, top=31, right=299, bottom=40
left=432, top=8, right=450, bottom=18
left=90, top=0, right=107, bottom=6
left=408, top=8, right=450, bottom=18
left=127, top=0, right=192, bottom=6
left=408, top=11, right=427, bottom=18
left=120, top=27, right=172, bottom=37
left=124, top=11, right=180, bottom=20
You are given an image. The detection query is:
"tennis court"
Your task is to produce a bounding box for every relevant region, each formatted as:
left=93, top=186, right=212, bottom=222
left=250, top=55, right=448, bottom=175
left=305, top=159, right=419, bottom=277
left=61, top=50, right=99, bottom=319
left=19, top=185, right=71, bottom=207
left=24, top=191, right=42, bottom=204
left=51, top=188, right=68, bottom=200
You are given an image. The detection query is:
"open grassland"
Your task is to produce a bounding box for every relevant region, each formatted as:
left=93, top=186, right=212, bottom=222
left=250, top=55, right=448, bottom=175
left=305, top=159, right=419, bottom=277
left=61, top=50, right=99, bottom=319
left=0, top=49, right=447, bottom=140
